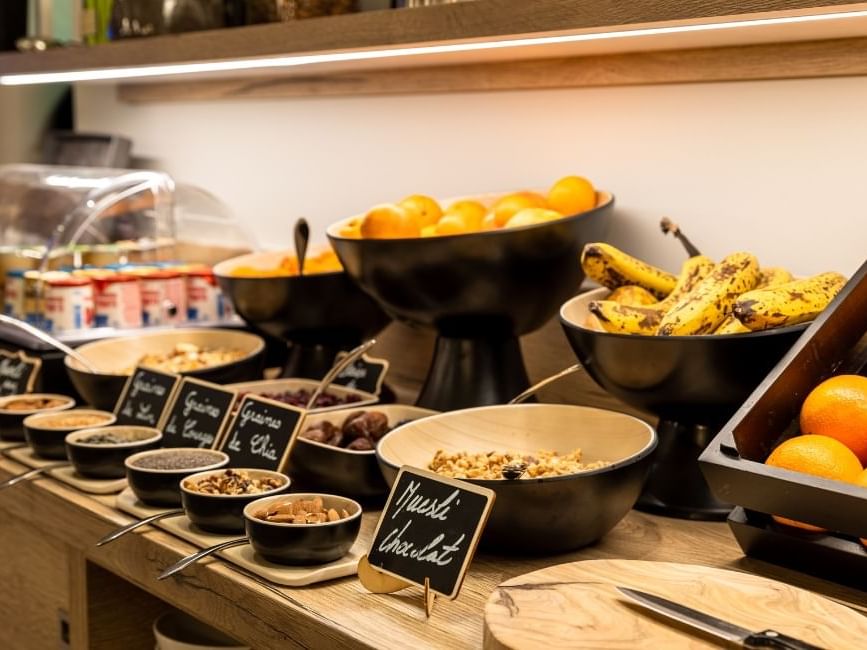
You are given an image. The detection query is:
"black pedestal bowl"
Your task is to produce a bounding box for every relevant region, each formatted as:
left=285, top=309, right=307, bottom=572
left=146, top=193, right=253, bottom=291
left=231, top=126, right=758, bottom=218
left=214, top=251, right=390, bottom=379
left=327, top=192, right=613, bottom=411
left=560, top=287, right=808, bottom=520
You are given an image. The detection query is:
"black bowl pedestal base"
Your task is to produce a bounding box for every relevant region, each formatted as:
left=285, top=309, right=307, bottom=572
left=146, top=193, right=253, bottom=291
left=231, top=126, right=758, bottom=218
left=281, top=340, right=356, bottom=380
left=636, top=419, right=732, bottom=521
left=416, top=334, right=530, bottom=411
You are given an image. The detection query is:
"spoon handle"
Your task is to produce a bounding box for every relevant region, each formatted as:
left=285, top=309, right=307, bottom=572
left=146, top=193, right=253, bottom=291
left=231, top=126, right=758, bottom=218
left=306, top=338, right=377, bottom=410
left=0, top=464, right=66, bottom=491
left=0, top=314, right=98, bottom=372
left=96, top=509, right=185, bottom=547
left=508, top=364, right=582, bottom=405
left=158, top=538, right=248, bottom=580
left=294, top=218, right=310, bottom=276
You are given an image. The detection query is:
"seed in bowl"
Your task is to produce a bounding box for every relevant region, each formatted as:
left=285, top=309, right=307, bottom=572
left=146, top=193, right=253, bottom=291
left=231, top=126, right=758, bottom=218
left=132, top=450, right=223, bottom=470
left=3, top=397, right=67, bottom=411
left=79, top=429, right=156, bottom=445
left=254, top=496, right=350, bottom=524
left=429, top=449, right=612, bottom=480
left=184, top=469, right=285, bottom=495
left=301, top=410, right=403, bottom=451
left=33, top=413, right=112, bottom=429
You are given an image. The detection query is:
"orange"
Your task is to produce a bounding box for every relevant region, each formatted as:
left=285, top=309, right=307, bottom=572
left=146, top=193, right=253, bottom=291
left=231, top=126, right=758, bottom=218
left=504, top=208, right=562, bottom=229
left=444, top=200, right=486, bottom=231
left=360, top=203, right=421, bottom=239
left=399, top=195, right=442, bottom=229
left=765, top=434, right=863, bottom=532
left=547, top=175, right=596, bottom=216
left=338, top=217, right=362, bottom=239
left=435, top=215, right=468, bottom=236
left=491, top=191, right=547, bottom=227
left=480, top=212, right=498, bottom=231
left=303, top=249, right=342, bottom=274
left=800, top=375, right=867, bottom=464
left=420, top=225, right=438, bottom=238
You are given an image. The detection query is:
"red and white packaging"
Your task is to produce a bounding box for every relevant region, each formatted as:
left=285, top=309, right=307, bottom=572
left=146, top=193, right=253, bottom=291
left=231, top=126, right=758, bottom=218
left=93, top=274, right=143, bottom=328
left=184, top=267, right=222, bottom=322
left=139, top=270, right=187, bottom=326
left=43, top=277, right=94, bottom=333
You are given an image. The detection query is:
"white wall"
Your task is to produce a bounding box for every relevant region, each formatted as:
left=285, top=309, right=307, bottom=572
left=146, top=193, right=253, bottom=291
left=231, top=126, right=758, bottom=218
left=74, top=77, right=867, bottom=277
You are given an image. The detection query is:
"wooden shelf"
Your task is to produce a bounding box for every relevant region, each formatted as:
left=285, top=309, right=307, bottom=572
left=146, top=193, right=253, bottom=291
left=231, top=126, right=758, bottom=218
left=2, top=0, right=867, bottom=100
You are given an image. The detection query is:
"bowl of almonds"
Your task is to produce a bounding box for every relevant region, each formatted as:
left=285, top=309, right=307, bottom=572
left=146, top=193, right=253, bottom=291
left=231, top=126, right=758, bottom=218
left=243, top=493, right=362, bottom=565
left=181, top=468, right=291, bottom=534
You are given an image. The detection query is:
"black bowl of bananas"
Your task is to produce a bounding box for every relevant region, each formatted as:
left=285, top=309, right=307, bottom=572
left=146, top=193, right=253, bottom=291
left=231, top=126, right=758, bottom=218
left=559, top=240, right=846, bottom=520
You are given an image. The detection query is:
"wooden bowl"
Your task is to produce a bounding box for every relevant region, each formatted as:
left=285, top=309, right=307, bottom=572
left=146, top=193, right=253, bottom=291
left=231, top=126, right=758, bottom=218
left=286, top=404, right=438, bottom=500
left=0, top=393, right=75, bottom=442
left=64, top=329, right=266, bottom=410
left=376, top=403, right=657, bottom=554
left=243, top=493, right=362, bottom=565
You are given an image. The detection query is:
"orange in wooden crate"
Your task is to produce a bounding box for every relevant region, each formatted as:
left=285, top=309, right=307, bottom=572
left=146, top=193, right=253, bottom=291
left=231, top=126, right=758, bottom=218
left=800, top=374, right=867, bottom=464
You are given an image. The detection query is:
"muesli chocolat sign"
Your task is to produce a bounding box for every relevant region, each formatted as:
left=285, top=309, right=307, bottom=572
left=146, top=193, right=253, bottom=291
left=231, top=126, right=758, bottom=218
left=331, top=352, right=389, bottom=396
left=0, top=350, right=41, bottom=396
left=219, top=394, right=304, bottom=471
left=160, top=377, right=237, bottom=449
left=114, top=367, right=180, bottom=426
left=367, top=466, right=495, bottom=599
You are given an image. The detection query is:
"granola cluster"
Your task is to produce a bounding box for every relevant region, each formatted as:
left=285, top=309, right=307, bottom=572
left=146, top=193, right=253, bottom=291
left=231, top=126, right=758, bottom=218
left=184, top=469, right=285, bottom=495
left=428, top=448, right=610, bottom=480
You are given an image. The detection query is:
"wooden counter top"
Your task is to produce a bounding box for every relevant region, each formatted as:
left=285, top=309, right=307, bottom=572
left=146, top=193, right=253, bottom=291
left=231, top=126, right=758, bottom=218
left=0, top=454, right=864, bottom=649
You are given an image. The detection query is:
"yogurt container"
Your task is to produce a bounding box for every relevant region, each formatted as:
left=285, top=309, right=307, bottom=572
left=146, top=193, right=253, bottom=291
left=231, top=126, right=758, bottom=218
left=93, top=274, right=142, bottom=328
left=42, top=276, right=94, bottom=333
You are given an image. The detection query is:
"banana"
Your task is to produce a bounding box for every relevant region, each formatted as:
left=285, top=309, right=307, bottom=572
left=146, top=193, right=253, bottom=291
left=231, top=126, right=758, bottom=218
left=581, top=243, right=677, bottom=298
left=588, top=300, right=663, bottom=335
left=657, top=252, right=760, bottom=336
left=656, top=255, right=715, bottom=309
left=607, top=285, right=658, bottom=306
left=733, top=272, right=847, bottom=331
left=756, top=267, right=794, bottom=289
left=714, top=315, right=752, bottom=335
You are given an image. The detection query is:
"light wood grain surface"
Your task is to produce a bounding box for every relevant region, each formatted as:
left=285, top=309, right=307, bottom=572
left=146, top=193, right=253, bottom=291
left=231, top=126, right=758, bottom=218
left=484, top=559, right=867, bottom=649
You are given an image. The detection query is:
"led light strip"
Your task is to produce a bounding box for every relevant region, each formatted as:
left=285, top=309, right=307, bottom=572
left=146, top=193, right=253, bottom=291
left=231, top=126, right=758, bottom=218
left=3, top=9, right=867, bottom=85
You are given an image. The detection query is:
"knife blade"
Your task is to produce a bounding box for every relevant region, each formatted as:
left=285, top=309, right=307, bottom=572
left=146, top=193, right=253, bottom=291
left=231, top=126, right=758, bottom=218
left=616, top=586, right=825, bottom=650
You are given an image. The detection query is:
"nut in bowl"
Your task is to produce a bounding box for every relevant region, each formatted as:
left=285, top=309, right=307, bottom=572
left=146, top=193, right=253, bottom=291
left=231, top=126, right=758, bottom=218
left=286, top=404, right=438, bottom=500
left=0, top=393, right=76, bottom=442
left=66, top=426, right=163, bottom=480
left=125, top=447, right=229, bottom=507
left=180, top=468, right=291, bottom=534
left=376, top=403, right=657, bottom=554
left=23, top=409, right=116, bottom=460
left=243, top=493, right=362, bottom=565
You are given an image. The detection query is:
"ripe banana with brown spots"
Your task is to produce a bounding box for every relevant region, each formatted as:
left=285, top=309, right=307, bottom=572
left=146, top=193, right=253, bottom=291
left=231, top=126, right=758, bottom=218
left=581, top=243, right=677, bottom=298
left=658, top=252, right=760, bottom=336
left=588, top=300, right=663, bottom=335
left=733, top=272, right=847, bottom=331
left=714, top=315, right=752, bottom=335
left=607, top=285, right=658, bottom=306
left=656, top=255, right=715, bottom=309
left=757, top=267, right=794, bottom=289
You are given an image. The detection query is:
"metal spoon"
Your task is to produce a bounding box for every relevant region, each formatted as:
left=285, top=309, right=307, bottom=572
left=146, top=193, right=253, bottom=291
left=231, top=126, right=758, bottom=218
left=158, top=538, right=248, bottom=580
left=0, top=463, right=68, bottom=491
left=95, top=509, right=185, bottom=547
left=294, top=218, right=310, bottom=276
left=0, top=314, right=99, bottom=372
left=305, top=338, right=378, bottom=410
left=508, top=364, right=582, bottom=405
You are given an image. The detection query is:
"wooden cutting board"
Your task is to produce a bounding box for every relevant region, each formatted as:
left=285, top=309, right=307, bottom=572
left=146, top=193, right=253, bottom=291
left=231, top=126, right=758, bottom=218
left=484, top=560, right=867, bottom=649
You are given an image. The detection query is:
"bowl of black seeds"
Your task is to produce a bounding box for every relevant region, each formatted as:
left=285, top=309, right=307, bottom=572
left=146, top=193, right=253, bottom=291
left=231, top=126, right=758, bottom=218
left=125, top=448, right=230, bottom=506
left=65, top=426, right=163, bottom=480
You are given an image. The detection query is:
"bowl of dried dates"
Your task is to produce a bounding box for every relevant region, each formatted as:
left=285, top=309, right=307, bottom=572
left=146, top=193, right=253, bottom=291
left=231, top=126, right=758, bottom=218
left=228, top=378, right=378, bottom=412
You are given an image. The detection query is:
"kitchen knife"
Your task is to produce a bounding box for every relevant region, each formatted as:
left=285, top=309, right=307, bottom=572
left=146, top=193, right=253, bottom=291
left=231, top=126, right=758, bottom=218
left=616, top=586, right=824, bottom=649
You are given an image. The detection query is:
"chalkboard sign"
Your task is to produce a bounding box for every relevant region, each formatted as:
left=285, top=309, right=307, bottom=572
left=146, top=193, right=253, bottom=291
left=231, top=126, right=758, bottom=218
left=114, top=367, right=180, bottom=427
left=159, top=377, right=237, bottom=449
left=219, top=394, right=304, bottom=471
left=331, top=352, right=389, bottom=396
left=0, top=350, right=41, bottom=396
left=367, top=466, right=495, bottom=599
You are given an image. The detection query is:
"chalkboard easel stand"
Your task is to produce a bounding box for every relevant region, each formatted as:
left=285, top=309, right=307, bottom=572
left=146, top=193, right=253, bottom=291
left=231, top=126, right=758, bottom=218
left=357, top=554, right=438, bottom=618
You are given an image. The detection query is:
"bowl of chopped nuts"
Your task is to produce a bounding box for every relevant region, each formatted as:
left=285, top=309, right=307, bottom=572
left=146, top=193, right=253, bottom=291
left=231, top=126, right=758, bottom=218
left=243, top=493, right=362, bottom=565
left=376, top=403, right=657, bottom=554
left=125, top=447, right=230, bottom=506
left=65, top=426, right=163, bottom=479
left=181, top=468, right=291, bottom=533
left=287, top=405, right=438, bottom=500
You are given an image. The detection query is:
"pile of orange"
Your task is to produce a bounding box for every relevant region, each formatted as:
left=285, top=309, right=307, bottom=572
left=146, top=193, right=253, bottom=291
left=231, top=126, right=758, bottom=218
left=337, top=175, right=597, bottom=239
left=228, top=248, right=342, bottom=278
left=764, top=374, right=867, bottom=543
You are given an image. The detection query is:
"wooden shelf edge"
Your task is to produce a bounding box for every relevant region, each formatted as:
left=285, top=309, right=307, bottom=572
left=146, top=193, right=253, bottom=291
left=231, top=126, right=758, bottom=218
left=117, top=36, right=867, bottom=103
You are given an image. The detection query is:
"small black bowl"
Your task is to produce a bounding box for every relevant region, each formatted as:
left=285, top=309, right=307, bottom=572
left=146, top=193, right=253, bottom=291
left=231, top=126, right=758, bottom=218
left=65, top=426, right=163, bottom=479
left=125, top=448, right=229, bottom=507
left=181, top=468, right=290, bottom=534
left=23, top=409, right=116, bottom=460
left=0, top=394, right=76, bottom=442
left=243, top=493, right=362, bottom=565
